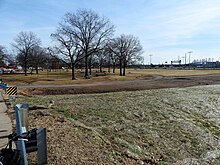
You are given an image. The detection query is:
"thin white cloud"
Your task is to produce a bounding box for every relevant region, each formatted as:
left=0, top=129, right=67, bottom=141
left=143, top=0, right=220, bottom=48
left=1, top=0, right=220, bottom=63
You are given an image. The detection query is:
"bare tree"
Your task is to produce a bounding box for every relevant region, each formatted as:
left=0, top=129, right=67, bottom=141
left=108, top=34, right=143, bottom=76
left=0, top=46, right=16, bottom=67
left=106, top=42, right=119, bottom=73
left=60, top=9, right=115, bottom=78
left=107, top=37, right=124, bottom=76
left=121, top=35, right=143, bottom=76
left=51, top=29, right=84, bottom=80
left=96, top=49, right=107, bottom=72
left=12, top=31, right=41, bottom=76
left=0, top=45, right=6, bottom=66
left=29, top=46, right=47, bottom=74
left=46, top=47, right=71, bottom=72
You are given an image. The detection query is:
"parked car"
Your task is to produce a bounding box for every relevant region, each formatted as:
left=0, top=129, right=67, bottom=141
left=1, top=68, right=15, bottom=74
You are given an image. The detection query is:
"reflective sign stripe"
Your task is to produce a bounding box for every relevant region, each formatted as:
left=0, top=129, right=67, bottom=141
left=6, top=87, right=17, bottom=95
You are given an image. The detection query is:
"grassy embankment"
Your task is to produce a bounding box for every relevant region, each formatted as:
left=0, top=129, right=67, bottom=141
left=14, top=85, right=220, bottom=164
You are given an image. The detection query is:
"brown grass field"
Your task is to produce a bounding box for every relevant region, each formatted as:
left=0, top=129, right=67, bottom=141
left=2, top=68, right=220, bottom=86
left=2, top=68, right=220, bottom=164
left=10, top=83, right=220, bottom=164
left=1, top=68, right=220, bottom=96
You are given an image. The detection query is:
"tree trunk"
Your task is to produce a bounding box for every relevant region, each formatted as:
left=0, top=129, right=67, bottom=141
left=24, top=57, right=27, bottom=76
left=85, top=55, right=89, bottom=78
left=89, top=57, right=92, bottom=75
left=30, top=67, right=34, bottom=75
left=113, top=62, right=115, bottom=73
left=119, top=59, right=122, bottom=76
left=99, top=63, right=102, bottom=72
left=89, top=64, right=92, bottom=75
left=71, top=64, right=76, bottom=80
left=35, top=66, right=38, bottom=74
left=108, top=57, right=111, bottom=73
left=123, top=60, right=126, bottom=76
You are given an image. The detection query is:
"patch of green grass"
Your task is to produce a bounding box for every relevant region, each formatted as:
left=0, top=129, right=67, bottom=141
left=193, top=117, right=220, bottom=137
left=158, top=161, right=169, bottom=165
left=86, top=108, right=110, bottom=119
left=57, top=108, right=72, bottom=118
left=191, top=138, right=199, bottom=148
left=128, top=145, right=144, bottom=155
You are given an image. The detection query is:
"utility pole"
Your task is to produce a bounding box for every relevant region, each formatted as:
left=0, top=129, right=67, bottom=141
left=185, top=53, right=187, bottom=65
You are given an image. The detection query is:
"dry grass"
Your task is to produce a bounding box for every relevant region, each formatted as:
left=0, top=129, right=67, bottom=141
left=126, top=68, right=220, bottom=77
left=2, top=68, right=220, bottom=86
left=14, top=85, right=220, bottom=164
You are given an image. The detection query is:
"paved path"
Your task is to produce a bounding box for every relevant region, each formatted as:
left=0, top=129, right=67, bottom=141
left=0, top=91, right=12, bottom=149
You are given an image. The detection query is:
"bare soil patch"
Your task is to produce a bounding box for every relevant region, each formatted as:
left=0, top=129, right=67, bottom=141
left=18, top=74, right=220, bottom=95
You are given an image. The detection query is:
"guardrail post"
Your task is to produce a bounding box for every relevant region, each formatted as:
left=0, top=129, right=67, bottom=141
left=37, top=128, right=48, bottom=164
left=15, top=104, right=29, bottom=165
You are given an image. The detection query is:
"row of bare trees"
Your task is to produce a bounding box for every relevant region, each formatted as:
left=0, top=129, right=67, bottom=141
left=51, top=9, right=143, bottom=79
left=51, top=9, right=115, bottom=79
left=12, top=31, right=42, bottom=76
left=6, top=9, right=143, bottom=79
left=107, top=35, right=143, bottom=76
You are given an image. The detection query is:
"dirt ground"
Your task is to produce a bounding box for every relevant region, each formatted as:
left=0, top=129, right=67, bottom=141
left=18, top=74, right=220, bottom=95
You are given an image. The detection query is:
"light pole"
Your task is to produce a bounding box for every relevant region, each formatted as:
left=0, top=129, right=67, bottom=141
left=188, top=51, right=193, bottom=64
left=149, top=54, right=153, bottom=65
left=182, top=56, right=185, bottom=65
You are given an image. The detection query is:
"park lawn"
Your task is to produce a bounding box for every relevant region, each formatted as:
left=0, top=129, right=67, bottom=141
left=2, top=68, right=220, bottom=86
left=14, top=85, right=220, bottom=164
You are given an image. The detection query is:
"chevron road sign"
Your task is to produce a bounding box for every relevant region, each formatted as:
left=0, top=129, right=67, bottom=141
left=6, top=86, right=17, bottom=96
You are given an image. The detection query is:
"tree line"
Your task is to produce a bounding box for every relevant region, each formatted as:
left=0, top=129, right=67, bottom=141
left=1, top=9, right=143, bottom=79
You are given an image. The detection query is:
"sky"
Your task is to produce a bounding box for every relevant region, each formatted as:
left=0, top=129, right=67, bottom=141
left=1, top=0, right=220, bottom=64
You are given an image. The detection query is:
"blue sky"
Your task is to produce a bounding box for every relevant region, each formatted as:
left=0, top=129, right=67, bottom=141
left=1, top=0, right=220, bottom=64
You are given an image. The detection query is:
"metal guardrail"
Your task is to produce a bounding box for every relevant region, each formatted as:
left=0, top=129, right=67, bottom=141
left=0, top=81, right=8, bottom=92
left=1, top=77, right=47, bottom=164
left=15, top=104, right=48, bottom=165
left=15, top=104, right=29, bottom=165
